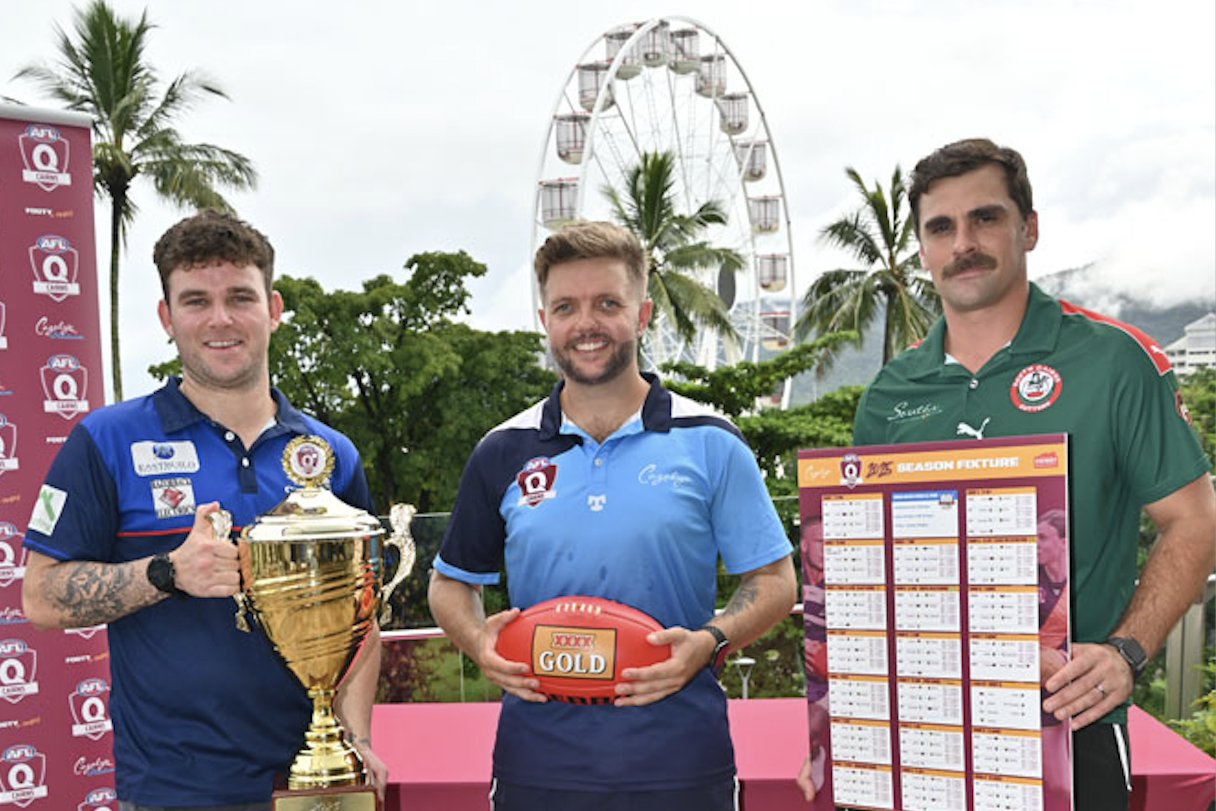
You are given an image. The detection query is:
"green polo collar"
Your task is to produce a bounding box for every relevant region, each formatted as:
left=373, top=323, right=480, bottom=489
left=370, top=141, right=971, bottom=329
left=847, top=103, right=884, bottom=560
left=903, top=283, right=1061, bottom=380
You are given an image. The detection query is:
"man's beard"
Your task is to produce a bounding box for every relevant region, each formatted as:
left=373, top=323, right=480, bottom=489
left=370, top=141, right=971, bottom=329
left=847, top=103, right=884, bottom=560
left=551, top=333, right=636, bottom=386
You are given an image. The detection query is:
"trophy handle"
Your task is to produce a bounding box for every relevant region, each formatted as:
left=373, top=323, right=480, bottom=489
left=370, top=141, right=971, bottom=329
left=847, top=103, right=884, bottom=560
left=379, top=503, right=417, bottom=625
left=233, top=530, right=259, bottom=633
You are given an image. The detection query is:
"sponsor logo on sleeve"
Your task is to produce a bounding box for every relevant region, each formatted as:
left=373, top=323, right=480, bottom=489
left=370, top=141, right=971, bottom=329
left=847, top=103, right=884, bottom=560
left=1011, top=364, right=1063, bottom=413
left=131, top=440, right=200, bottom=475
left=0, top=639, right=38, bottom=703
left=40, top=354, right=89, bottom=419
left=151, top=477, right=196, bottom=518
left=19, top=123, right=72, bottom=191
left=68, top=677, right=112, bottom=741
left=0, top=744, right=49, bottom=806
left=517, top=457, right=558, bottom=507
left=27, top=485, right=66, bottom=537
left=1176, top=391, right=1193, bottom=426
left=29, top=235, right=81, bottom=302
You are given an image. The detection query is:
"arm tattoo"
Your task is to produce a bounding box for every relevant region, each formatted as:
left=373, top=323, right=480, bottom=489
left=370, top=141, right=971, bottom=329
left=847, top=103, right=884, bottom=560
left=43, top=560, right=160, bottom=627
left=722, top=577, right=760, bottom=617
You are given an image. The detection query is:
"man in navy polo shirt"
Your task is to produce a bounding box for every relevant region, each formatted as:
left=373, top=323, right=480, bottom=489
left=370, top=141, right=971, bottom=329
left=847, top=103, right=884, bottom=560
left=429, top=220, right=798, bottom=810
left=22, top=210, right=387, bottom=811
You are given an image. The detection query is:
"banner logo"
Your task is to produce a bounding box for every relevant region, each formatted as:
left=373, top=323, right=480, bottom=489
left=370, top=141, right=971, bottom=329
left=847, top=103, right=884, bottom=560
left=19, top=124, right=72, bottom=192
left=0, top=639, right=38, bottom=703
left=0, top=523, right=27, bottom=588
left=0, top=415, right=18, bottom=477
left=840, top=452, right=863, bottom=489
left=40, top=354, right=90, bottom=419
left=69, top=677, right=112, bottom=741
left=517, top=457, right=558, bottom=507
left=29, top=234, right=81, bottom=302
left=34, top=316, right=83, bottom=341
left=0, top=744, right=48, bottom=807
left=78, top=786, right=117, bottom=811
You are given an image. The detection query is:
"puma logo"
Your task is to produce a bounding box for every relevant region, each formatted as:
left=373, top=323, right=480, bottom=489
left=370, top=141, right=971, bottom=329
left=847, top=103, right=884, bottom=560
left=957, top=418, right=990, bottom=440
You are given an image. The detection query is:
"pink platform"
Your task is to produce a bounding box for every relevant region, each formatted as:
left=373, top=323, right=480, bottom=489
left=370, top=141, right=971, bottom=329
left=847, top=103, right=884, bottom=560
left=372, top=698, right=1216, bottom=811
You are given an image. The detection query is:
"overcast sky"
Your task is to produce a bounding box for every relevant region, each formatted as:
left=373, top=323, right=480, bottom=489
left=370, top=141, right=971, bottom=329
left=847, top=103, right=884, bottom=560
left=3, top=0, right=1213, bottom=402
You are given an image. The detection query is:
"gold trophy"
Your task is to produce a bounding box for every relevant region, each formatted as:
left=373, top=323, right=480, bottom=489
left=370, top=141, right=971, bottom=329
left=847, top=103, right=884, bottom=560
left=231, top=435, right=415, bottom=810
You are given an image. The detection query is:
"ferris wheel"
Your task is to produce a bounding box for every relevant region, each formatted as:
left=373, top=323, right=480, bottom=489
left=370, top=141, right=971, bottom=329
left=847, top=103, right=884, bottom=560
left=530, top=16, right=797, bottom=408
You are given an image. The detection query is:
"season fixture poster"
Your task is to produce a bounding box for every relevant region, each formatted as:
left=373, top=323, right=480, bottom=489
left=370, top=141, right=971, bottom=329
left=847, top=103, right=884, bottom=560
left=798, top=435, right=1071, bottom=811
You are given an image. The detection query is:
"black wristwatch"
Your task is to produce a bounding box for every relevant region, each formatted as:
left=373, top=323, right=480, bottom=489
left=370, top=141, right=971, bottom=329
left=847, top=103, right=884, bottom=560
left=147, top=553, right=186, bottom=599
left=701, top=624, right=730, bottom=675
left=1106, top=636, right=1148, bottom=677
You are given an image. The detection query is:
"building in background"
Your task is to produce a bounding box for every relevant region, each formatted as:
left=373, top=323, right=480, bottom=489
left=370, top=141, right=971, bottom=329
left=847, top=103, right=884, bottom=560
left=1165, top=313, right=1216, bottom=374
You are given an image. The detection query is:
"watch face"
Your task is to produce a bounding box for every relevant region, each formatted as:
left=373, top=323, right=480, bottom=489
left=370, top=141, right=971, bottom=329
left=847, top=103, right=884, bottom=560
left=147, top=554, right=176, bottom=593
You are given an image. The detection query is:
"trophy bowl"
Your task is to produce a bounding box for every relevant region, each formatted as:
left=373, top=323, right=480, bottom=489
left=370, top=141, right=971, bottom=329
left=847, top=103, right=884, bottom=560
left=233, top=438, right=414, bottom=795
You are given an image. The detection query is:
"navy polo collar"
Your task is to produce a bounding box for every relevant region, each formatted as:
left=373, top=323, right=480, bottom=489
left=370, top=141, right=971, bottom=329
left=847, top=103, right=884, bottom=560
left=538, top=372, right=673, bottom=441
left=152, top=377, right=310, bottom=436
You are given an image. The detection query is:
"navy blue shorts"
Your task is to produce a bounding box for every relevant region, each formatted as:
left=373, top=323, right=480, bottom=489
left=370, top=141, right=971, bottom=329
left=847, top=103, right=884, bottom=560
left=489, top=777, right=738, bottom=811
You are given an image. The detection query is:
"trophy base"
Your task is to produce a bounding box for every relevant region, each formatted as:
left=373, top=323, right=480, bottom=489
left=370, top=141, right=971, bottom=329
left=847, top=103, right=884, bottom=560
left=272, top=780, right=381, bottom=811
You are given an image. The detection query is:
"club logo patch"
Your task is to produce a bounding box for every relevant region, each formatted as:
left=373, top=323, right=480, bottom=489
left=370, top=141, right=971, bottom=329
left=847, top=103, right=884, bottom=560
left=517, top=457, right=558, bottom=507
left=151, top=478, right=195, bottom=518
left=1011, top=364, right=1062, bottom=413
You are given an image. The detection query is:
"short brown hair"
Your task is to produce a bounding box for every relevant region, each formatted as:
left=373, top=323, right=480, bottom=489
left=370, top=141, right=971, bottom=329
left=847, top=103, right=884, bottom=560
left=909, top=138, right=1034, bottom=234
left=533, top=221, right=648, bottom=297
left=153, top=208, right=275, bottom=300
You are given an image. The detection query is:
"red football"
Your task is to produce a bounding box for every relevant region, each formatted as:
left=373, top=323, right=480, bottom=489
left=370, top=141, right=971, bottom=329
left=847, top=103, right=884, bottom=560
left=495, top=595, right=671, bottom=704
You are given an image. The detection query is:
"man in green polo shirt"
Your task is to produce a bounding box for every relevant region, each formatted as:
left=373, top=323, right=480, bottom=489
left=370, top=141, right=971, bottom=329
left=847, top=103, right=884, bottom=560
left=796, top=138, right=1214, bottom=811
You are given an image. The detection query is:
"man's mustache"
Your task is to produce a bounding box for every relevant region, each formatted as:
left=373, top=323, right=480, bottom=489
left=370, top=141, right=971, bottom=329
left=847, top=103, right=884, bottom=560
left=943, top=253, right=997, bottom=278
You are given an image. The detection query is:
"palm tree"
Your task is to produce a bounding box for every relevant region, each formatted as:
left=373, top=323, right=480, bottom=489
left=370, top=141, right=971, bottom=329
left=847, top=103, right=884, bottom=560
left=603, top=150, right=743, bottom=352
left=796, top=166, right=939, bottom=366
left=14, top=0, right=257, bottom=400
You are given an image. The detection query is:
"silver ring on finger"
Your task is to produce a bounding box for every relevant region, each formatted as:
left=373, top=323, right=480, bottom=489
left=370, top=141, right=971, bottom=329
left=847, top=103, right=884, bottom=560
left=1095, top=683, right=1107, bottom=697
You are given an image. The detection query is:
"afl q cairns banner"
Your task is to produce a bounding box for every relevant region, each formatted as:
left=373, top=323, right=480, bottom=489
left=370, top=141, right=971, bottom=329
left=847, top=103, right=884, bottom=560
left=0, top=105, right=115, bottom=811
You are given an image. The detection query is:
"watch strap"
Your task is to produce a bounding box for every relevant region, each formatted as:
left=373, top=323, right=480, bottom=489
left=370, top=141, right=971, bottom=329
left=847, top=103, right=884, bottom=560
left=701, top=624, right=729, bottom=674
left=1106, top=636, right=1147, bottom=677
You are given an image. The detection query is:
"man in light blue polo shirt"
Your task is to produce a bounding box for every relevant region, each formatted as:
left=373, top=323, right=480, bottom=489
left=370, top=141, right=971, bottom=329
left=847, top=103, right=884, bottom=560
left=429, top=220, right=797, bottom=811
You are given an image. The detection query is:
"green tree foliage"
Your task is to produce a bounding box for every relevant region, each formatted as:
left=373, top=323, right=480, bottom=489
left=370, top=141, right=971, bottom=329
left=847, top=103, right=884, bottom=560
left=604, top=150, right=742, bottom=346
left=662, top=333, right=862, bottom=480
left=1180, top=367, right=1215, bottom=468
left=796, top=166, right=939, bottom=366
left=15, top=0, right=257, bottom=400
left=267, top=251, right=556, bottom=513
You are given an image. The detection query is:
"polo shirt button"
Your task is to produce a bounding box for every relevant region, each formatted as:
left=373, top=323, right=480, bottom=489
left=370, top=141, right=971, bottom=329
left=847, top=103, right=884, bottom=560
left=225, top=431, right=236, bottom=441
left=242, top=458, right=250, bottom=468
left=594, top=458, right=604, bottom=467
left=969, top=378, right=979, bottom=390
